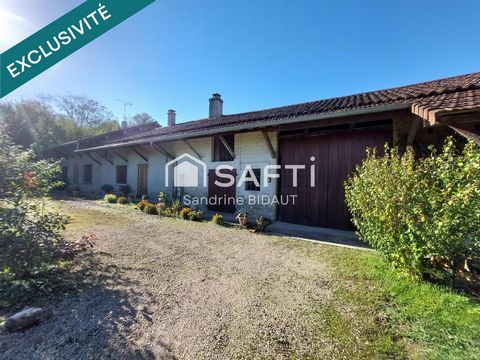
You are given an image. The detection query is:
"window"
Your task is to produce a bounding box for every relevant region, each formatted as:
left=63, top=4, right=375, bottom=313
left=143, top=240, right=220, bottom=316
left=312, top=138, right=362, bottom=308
left=116, top=165, right=127, bottom=184
left=213, top=134, right=235, bottom=162
left=83, top=164, right=93, bottom=183
left=245, top=168, right=261, bottom=191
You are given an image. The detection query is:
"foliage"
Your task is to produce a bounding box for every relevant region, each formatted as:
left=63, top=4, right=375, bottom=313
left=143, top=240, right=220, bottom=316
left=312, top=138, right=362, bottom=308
left=171, top=199, right=182, bottom=214
left=101, top=184, right=114, bottom=194
left=53, top=95, right=117, bottom=140
left=158, top=208, right=176, bottom=218
left=132, top=112, right=155, bottom=125
left=141, top=194, right=149, bottom=201
left=158, top=192, right=167, bottom=203
left=156, top=202, right=166, bottom=212
left=256, top=216, right=270, bottom=231
left=119, top=184, right=131, bottom=196
left=188, top=211, right=203, bottom=222
left=104, top=194, right=117, bottom=204
left=0, top=96, right=119, bottom=150
left=117, top=196, right=129, bottom=205
left=345, top=138, right=480, bottom=279
left=179, top=207, right=192, bottom=220
left=135, top=200, right=149, bottom=211
left=57, top=234, right=96, bottom=260
left=211, top=213, right=224, bottom=225
left=143, top=203, right=158, bottom=215
left=0, top=131, right=69, bottom=278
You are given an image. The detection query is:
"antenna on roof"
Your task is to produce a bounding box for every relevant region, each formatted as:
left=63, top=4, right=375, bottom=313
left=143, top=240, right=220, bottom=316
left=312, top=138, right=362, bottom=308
left=115, top=98, right=133, bottom=123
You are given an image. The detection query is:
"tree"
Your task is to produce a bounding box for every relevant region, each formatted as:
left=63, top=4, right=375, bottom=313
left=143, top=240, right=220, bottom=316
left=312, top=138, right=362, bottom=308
left=0, top=99, right=70, bottom=149
left=132, top=112, right=155, bottom=125
left=54, top=95, right=117, bottom=139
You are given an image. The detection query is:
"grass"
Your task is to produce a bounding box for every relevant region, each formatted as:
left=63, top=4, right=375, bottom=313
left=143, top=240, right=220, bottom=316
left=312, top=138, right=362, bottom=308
left=309, top=246, right=480, bottom=360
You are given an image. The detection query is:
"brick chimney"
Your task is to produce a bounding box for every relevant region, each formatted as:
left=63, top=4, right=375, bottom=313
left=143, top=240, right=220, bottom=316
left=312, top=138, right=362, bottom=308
left=209, top=93, right=223, bottom=120
left=168, top=109, right=176, bottom=126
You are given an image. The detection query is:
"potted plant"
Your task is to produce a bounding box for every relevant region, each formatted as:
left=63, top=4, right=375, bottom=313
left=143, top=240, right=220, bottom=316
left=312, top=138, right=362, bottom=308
left=235, top=208, right=249, bottom=227
left=256, top=216, right=270, bottom=232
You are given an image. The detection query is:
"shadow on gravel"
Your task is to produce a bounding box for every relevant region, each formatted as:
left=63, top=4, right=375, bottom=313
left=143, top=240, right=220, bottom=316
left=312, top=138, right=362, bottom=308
left=1, top=252, right=176, bottom=360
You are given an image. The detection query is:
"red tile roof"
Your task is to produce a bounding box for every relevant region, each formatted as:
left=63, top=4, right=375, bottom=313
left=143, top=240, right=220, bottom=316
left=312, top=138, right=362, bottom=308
left=74, top=72, right=480, bottom=152
left=412, top=88, right=480, bottom=124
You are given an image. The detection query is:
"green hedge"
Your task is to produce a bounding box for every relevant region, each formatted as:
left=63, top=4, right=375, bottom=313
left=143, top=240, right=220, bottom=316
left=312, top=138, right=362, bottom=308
left=345, top=138, right=480, bottom=279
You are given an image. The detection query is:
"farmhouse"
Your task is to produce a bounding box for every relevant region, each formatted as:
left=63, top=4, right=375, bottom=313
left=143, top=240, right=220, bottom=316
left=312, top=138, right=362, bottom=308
left=46, top=72, right=480, bottom=229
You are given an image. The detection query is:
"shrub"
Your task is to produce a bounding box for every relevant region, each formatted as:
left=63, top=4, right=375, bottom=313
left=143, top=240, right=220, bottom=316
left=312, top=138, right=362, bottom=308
left=117, top=196, right=128, bottom=205
left=159, top=208, right=175, bottom=218
left=156, top=202, right=166, bottom=212
left=101, top=184, right=114, bottom=194
left=179, top=207, right=192, bottom=220
left=212, top=213, right=223, bottom=224
left=0, top=131, right=69, bottom=278
left=171, top=199, right=182, bottom=214
left=135, top=200, right=149, bottom=211
left=143, top=202, right=158, bottom=215
left=188, top=211, right=203, bottom=222
left=104, top=194, right=117, bottom=203
left=119, top=184, right=131, bottom=196
left=345, top=138, right=480, bottom=280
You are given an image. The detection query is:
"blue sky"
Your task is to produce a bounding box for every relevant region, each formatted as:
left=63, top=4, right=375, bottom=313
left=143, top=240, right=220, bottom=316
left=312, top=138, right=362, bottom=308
left=1, top=0, right=479, bottom=126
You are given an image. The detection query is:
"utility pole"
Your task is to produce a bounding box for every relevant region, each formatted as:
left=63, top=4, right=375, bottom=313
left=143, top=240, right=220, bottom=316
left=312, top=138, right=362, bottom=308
left=115, top=98, right=133, bottom=124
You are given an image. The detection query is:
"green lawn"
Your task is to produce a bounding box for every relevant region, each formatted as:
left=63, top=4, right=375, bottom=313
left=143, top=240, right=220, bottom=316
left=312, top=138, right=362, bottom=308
left=311, top=246, right=480, bottom=360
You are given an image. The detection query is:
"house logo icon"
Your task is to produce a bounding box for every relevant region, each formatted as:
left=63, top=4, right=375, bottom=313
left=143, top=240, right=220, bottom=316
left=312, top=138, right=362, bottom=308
left=165, top=153, right=207, bottom=187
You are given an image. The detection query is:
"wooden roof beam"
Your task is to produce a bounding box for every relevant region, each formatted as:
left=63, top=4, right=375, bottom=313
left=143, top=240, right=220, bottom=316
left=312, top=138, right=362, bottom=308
left=183, top=139, right=202, bottom=159
left=219, top=135, right=236, bottom=159
left=133, top=147, right=148, bottom=162
left=261, top=130, right=276, bottom=159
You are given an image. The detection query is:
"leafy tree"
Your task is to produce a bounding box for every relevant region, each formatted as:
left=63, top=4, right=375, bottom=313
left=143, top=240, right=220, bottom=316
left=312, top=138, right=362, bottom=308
left=53, top=95, right=117, bottom=139
left=132, top=112, right=155, bottom=125
left=0, top=95, right=120, bottom=150
left=345, top=138, right=480, bottom=280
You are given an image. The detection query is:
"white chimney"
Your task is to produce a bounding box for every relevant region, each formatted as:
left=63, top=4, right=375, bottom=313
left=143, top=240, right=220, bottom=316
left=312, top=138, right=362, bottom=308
left=209, top=93, right=223, bottom=119
left=168, top=109, right=176, bottom=126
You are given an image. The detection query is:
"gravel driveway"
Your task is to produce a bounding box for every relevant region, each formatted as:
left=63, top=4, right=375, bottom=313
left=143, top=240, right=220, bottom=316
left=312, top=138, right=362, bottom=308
left=1, top=200, right=354, bottom=359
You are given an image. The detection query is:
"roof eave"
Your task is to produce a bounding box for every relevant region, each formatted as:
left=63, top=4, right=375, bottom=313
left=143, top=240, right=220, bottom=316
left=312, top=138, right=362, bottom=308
left=75, top=103, right=410, bottom=153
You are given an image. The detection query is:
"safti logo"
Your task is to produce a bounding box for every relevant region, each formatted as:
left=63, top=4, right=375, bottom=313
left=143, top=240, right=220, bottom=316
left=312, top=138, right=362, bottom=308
left=165, top=154, right=207, bottom=187
left=165, top=153, right=318, bottom=189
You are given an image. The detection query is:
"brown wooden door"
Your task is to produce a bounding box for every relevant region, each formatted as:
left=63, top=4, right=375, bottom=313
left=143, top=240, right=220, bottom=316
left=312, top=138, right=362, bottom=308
left=137, top=164, right=148, bottom=197
left=208, top=169, right=236, bottom=213
left=279, top=129, right=391, bottom=229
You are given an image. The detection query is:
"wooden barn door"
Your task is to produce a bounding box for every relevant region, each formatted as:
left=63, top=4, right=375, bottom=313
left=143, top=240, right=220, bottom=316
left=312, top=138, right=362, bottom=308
left=137, top=164, right=148, bottom=197
left=208, top=169, right=237, bottom=213
left=279, top=128, right=391, bottom=229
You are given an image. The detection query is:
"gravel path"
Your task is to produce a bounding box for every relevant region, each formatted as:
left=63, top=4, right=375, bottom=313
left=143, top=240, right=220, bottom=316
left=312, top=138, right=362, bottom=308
left=1, top=200, right=346, bottom=359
